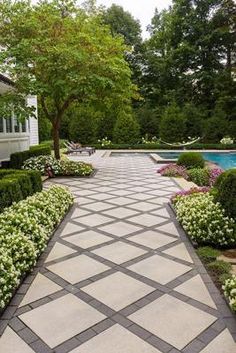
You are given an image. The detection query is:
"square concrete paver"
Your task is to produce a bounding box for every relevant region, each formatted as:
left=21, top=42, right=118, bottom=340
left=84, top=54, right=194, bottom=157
left=175, top=275, right=217, bottom=309
left=45, top=242, right=77, bottom=262
left=92, top=241, right=147, bottom=264
left=163, top=243, right=193, bottom=263
left=129, top=294, right=216, bottom=350
left=102, top=207, right=139, bottom=219
left=0, top=327, right=35, bottom=353
left=20, top=294, right=105, bottom=348
left=128, top=255, right=191, bottom=284
left=150, top=208, right=170, bottom=218
left=128, top=214, right=166, bottom=227
left=83, top=272, right=154, bottom=310
left=75, top=214, right=113, bottom=227
left=65, top=230, right=112, bottom=249
left=71, top=208, right=90, bottom=219
left=70, top=324, right=161, bottom=353
left=20, top=273, right=61, bottom=307
left=128, top=202, right=159, bottom=212
left=47, top=255, right=110, bottom=284
left=108, top=197, right=136, bottom=206
left=156, top=222, right=180, bottom=237
left=129, top=231, right=176, bottom=249
left=60, top=222, right=85, bottom=237
left=83, top=202, right=114, bottom=212
left=200, top=329, right=236, bottom=353
left=98, top=221, right=142, bottom=237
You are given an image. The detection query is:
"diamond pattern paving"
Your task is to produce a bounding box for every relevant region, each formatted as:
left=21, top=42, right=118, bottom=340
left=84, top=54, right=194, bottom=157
left=0, top=153, right=235, bottom=353
left=129, top=294, right=216, bottom=350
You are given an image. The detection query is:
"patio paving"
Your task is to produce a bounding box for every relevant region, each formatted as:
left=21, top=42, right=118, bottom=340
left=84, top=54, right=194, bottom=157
left=0, top=153, right=236, bottom=353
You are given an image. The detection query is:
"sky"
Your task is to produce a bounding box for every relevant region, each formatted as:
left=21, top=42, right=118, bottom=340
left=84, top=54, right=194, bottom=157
left=86, top=0, right=173, bottom=38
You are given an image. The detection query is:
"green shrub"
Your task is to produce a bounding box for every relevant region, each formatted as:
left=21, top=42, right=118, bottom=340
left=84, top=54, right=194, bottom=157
left=159, top=103, right=186, bottom=142
left=0, top=170, right=42, bottom=212
left=207, top=260, right=232, bottom=276
left=10, top=145, right=51, bottom=169
left=174, top=192, right=236, bottom=247
left=113, top=112, right=140, bottom=144
left=223, top=275, right=236, bottom=311
left=177, top=152, right=205, bottom=169
left=187, top=168, right=210, bottom=186
left=68, top=106, right=97, bottom=144
left=23, top=155, right=94, bottom=177
left=216, top=169, right=236, bottom=219
left=0, top=186, right=73, bottom=309
left=196, top=247, right=220, bottom=263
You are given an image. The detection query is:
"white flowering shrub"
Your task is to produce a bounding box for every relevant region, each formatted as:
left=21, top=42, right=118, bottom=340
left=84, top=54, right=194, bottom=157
left=220, top=137, right=234, bottom=145
left=0, top=186, right=73, bottom=309
left=0, top=252, right=20, bottom=309
left=223, top=275, right=236, bottom=312
left=23, top=155, right=62, bottom=175
left=173, top=193, right=236, bottom=247
left=97, top=137, right=112, bottom=147
left=23, top=156, right=94, bottom=177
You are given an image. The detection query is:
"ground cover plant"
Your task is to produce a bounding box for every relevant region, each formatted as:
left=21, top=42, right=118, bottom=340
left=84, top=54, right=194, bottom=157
left=171, top=169, right=236, bottom=312
left=22, top=155, right=94, bottom=177
left=0, top=186, right=73, bottom=309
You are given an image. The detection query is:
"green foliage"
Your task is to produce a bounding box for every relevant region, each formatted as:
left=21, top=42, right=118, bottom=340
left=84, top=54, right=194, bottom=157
left=187, top=168, right=210, bottom=186
left=216, top=169, right=236, bottom=219
left=10, top=145, right=51, bottom=169
left=68, top=106, right=97, bottom=144
left=207, top=260, right=232, bottom=276
left=196, top=247, right=220, bottom=264
left=177, top=152, right=205, bottom=169
left=174, top=192, right=236, bottom=247
left=23, top=155, right=94, bottom=177
left=103, top=4, right=142, bottom=46
left=0, top=0, right=135, bottom=159
left=0, top=185, right=73, bottom=308
left=0, top=170, right=42, bottom=212
left=135, top=104, right=160, bottom=137
left=38, top=114, right=52, bottom=142
left=204, top=109, right=229, bottom=143
left=223, top=275, right=236, bottom=312
left=159, top=104, right=186, bottom=142
left=113, top=112, right=140, bottom=144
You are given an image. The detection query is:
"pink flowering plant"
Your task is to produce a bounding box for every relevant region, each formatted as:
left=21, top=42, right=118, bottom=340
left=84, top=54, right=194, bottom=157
left=171, top=187, right=210, bottom=204
left=157, top=164, right=188, bottom=178
left=209, top=168, right=224, bottom=186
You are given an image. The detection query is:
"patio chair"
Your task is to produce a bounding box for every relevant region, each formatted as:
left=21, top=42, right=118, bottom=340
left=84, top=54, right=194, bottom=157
left=70, top=141, right=96, bottom=154
left=64, top=141, right=95, bottom=156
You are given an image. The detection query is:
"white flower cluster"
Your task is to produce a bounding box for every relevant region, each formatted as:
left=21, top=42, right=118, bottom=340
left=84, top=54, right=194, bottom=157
left=141, top=136, right=159, bottom=144
left=223, top=275, right=236, bottom=312
left=174, top=193, right=236, bottom=247
left=22, top=156, right=93, bottom=177
left=97, top=137, right=112, bottom=147
left=220, top=137, right=234, bottom=145
left=23, top=155, right=62, bottom=175
left=0, top=186, right=73, bottom=309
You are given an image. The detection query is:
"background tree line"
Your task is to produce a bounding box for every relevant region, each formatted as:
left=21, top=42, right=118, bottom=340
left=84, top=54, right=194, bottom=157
left=14, top=0, right=235, bottom=145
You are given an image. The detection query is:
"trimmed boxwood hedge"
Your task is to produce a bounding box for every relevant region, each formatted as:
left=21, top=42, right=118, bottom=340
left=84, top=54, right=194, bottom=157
left=10, top=144, right=51, bottom=169
left=0, top=169, right=42, bottom=212
left=92, top=143, right=236, bottom=150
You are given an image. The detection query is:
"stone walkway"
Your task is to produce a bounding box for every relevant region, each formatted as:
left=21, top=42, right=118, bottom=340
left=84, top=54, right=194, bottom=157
left=0, top=153, right=236, bottom=353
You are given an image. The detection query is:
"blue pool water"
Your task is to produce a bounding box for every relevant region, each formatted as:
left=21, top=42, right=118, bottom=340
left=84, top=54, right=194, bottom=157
left=157, top=152, right=236, bottom=170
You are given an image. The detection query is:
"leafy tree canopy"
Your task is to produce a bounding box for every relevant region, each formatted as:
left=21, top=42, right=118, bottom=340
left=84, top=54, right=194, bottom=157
left=0, top=0, right=136, bottom=158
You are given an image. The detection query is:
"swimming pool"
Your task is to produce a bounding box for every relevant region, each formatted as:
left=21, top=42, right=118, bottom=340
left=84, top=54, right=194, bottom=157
left=157, top=152, right=236, bottom=170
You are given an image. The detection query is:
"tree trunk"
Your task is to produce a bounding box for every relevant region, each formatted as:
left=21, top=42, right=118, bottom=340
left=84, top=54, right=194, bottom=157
left=52, top=122, right=60, bottom=160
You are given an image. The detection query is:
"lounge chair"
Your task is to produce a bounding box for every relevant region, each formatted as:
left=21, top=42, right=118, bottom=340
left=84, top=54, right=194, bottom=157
left=70, top=141, right=95, bottom=154
left=64, top=141, right=95, bottom=156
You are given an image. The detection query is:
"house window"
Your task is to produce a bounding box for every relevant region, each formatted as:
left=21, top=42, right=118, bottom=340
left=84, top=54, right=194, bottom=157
left=14, top=116, right=20, bottom=133
left=5, top=118, right=12, bottom=133
left=0, top=117, right=3, bottom=132
left=21, top=119, right=26, bottom=132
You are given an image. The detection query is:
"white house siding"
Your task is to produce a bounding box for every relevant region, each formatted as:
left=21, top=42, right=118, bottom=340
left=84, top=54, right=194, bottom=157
left=27, top=96, right=39, bottom=146
left=0, top=76, right=39, bottom=162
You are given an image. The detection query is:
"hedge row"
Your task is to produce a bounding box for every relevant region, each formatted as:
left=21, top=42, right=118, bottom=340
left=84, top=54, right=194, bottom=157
left=10, top=144, right=51, bottom=169
left=92, top=143, right=236, bottom=150
left=0, top=169, right=42, bottom=212
left=0, top=186, right=73, bottom=309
